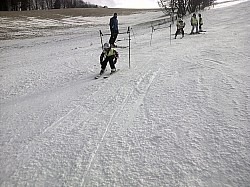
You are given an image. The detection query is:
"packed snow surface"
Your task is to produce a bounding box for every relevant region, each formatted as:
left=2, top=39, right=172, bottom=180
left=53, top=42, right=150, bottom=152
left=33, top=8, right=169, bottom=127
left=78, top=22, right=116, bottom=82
left=0, top=0, right=250, bottom=186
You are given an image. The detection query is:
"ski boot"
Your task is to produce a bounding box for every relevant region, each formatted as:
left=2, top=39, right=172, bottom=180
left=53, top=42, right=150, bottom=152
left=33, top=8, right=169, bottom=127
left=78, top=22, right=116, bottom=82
left=100, top=69, right=105, bottom=75
left=110, top=68, right=116, bottom=75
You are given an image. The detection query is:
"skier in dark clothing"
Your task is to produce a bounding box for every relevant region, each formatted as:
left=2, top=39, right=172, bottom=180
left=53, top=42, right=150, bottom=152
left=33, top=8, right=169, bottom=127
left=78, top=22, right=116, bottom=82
left=99, top=43, right=119, bottom=75
left=109, top=13, right=119, bottom=47
left=198, top=13, right=203, bottom=32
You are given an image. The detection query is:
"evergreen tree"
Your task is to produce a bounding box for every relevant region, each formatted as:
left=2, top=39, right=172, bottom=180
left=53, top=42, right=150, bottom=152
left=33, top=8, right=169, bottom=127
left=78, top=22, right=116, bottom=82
left=0, top=0, right=100, bottom=11
left=0, top=0, right=9, bottom=11
left=54, top=0, right=61, bottom=9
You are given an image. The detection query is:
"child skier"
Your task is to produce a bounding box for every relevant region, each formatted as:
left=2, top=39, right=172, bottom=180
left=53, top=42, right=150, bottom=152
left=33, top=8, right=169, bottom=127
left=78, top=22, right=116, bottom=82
left=198, top=13, right=203, bottom=32
left=175, top=18, right=185, bottom=39
left=99, top=43, right=119, bottom=75
left=190, top=13, right=198, bottom=34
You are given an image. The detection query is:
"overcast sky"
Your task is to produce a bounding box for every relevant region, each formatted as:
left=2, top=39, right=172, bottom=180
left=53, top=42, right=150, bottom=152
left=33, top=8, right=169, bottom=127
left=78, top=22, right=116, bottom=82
left=87, top=0, right=159, bottom=8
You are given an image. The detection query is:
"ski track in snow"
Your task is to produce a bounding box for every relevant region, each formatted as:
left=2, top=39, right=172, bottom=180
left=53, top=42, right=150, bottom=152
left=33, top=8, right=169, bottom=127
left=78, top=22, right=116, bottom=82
left=81, top=69, right=160, bottom=186
left=1, top=0, right=250, bottom=186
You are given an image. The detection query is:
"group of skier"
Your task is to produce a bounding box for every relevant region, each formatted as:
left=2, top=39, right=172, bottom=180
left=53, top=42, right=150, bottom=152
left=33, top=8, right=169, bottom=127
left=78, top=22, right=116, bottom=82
left=174, top=13, right=203, bottom=39
left=98, top=12, right=204, bottom=77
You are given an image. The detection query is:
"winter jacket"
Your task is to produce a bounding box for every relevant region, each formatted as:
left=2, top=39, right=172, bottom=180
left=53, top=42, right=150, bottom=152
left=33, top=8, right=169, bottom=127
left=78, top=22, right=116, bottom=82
left=100, top=48, right=119, bottom=62
left=177, top=20, right=185, bottom=29
left=191, top=16, right=198, bottom=26
left=110, top=16, right=118, bottom=32
left=199, top=17, right=203, bottom=25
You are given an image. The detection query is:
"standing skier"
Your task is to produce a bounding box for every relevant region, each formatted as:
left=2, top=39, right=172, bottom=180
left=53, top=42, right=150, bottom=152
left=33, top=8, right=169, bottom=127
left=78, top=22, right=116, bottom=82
left=190, top=13, right=198, bottom=34
left=198, top=13, right=203, bottom=32
left=175, top=18, right=185, bottom=39
left=99, top=43, right=119, bottom=75
left=109, top=13, right=119, bottom=47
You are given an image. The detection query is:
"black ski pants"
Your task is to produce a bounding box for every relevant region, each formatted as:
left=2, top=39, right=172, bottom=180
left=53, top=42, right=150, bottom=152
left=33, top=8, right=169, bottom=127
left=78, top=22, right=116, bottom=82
left=101, top=56, right=116, bottom=70
left=109, top=30, right=118, bottom=45
left=175, top=28, right=184, bottom=38
left=199, top=24, right=203, bottom=31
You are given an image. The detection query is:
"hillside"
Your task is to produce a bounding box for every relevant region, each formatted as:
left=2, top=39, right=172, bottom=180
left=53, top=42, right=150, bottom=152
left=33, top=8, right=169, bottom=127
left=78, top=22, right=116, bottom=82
left=0, top=8, right=161, bottom=40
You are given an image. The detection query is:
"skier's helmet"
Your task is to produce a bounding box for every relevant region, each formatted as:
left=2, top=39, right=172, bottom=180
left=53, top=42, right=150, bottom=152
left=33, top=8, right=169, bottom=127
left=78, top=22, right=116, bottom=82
left=103, top=43, right=110, bottom=49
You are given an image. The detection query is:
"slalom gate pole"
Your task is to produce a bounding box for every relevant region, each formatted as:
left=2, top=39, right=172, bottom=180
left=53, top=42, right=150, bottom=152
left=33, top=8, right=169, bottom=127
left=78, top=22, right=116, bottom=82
left=131, top=27, right=136, bottom=40
left=170, top=24, right=171, bottom=45
left=99, top=30, right=103, bottom=49
left=128, top=26, right=131, bottom=69
left=150, top=24, right=154, bottom=46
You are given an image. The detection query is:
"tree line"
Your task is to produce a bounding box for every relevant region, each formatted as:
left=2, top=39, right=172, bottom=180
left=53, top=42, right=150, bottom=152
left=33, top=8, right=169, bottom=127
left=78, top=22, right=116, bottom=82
left=158, top=0, right=215, bottom=16
left=0, top=0, right=100, bottom=11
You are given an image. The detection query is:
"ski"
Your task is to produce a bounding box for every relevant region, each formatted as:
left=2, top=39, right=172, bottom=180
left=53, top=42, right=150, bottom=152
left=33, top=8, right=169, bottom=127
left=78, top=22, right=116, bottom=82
left=103, top=69, right=120, bottom=79
left=95, top=69, right=109, bottom=79
left=95, top=73, right=105, bottom=79
left=95, top=74, right=102, bottom=79
left=188, top=32, right=205, bottom=35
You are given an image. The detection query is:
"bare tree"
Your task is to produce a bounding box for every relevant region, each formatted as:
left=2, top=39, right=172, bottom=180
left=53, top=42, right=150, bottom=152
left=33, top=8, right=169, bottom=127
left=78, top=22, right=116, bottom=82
left=158, top=0, right=215, bottom=17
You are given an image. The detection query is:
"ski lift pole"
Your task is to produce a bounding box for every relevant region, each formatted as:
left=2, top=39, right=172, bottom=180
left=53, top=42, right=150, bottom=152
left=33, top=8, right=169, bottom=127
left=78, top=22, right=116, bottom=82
left=127, top=26, right=131, bottom=69
left=99, top=30, right=103, bottom=49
